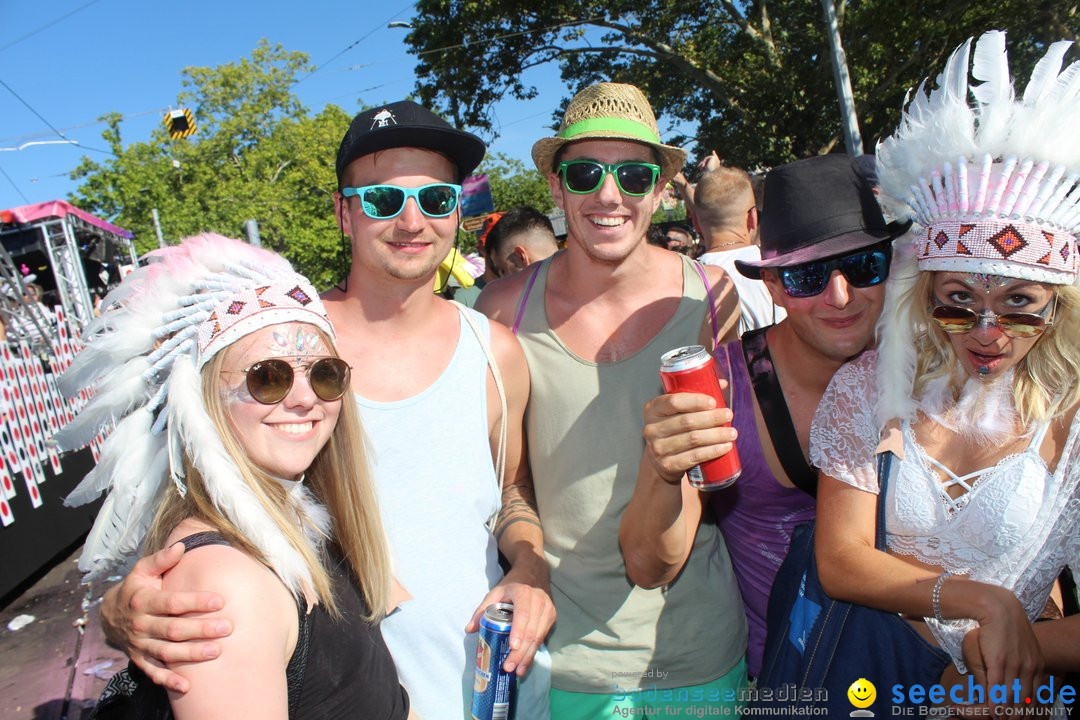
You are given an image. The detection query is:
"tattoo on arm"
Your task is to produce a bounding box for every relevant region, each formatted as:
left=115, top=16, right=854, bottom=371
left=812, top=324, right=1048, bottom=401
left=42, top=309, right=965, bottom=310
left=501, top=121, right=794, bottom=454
left=494, top=480, right=542, bottom=540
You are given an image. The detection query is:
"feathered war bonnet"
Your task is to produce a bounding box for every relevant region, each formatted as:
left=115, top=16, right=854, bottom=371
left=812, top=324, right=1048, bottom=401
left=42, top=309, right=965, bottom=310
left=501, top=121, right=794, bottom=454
left=874, top=30, right=1080, bottom=424
left=53, top=233, right=335, bottom=597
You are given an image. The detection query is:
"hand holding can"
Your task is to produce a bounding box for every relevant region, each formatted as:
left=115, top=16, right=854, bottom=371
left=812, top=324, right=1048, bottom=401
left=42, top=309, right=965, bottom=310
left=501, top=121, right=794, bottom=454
left=471, top=603, right=517, bottom=720
left=658, top=345, right=741, bottom=490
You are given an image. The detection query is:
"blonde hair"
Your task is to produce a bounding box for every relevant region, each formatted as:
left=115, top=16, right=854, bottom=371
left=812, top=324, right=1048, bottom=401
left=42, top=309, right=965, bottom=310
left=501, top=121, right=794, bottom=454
left=907, top=272, right=1080, bottom=425
left=146, top=330, right=390, bottom=620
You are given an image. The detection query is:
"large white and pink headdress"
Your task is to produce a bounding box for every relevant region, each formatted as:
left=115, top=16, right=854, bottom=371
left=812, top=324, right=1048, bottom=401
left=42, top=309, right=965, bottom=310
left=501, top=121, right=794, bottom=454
left=875, top=31, right=1080, bottom=423
left=52, top=234, right=334, bottom=596
left=877, top=30, right=1080, bottom=284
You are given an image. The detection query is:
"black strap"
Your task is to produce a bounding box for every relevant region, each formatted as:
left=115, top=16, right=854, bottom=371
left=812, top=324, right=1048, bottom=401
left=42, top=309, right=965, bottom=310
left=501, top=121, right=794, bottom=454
left=874, top=451, right=893, bottom=551
left=741, top=327, right=819, bottom=496
left=178, top=531, right=229, bottom=550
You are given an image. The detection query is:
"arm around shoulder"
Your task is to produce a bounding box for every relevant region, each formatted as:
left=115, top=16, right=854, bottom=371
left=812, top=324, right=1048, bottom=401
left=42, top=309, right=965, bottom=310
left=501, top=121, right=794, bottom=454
left=163, top=543, right=297, bottom=720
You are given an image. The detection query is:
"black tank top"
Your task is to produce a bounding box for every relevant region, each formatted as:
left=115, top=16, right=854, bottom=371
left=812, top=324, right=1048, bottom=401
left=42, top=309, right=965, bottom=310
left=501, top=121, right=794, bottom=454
left=91, top=532, right=409, bottom=720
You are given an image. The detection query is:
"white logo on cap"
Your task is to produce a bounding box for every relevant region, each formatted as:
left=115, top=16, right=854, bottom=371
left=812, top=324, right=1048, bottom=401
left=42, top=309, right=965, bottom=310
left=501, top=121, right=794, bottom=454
left=371, top=109, right=396, bottom=129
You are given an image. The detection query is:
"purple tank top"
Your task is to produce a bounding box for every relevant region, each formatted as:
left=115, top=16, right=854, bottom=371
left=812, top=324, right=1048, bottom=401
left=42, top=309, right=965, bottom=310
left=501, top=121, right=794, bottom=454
left=711, top=339, right=816, bottom=677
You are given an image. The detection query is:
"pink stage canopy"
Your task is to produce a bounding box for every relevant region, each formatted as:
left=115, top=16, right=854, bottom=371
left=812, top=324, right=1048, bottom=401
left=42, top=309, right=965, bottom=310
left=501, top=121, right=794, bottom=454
left=2, top=200, right=133, bottom=239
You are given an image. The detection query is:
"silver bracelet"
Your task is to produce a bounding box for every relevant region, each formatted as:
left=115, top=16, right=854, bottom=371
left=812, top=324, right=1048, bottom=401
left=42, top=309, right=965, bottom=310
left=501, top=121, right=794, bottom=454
left=932, top=571, right=952, bottom=622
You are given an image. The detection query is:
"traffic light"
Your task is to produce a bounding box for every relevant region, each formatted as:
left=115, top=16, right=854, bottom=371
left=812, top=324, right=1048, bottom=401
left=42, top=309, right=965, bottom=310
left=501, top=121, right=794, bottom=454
left=164, top=108, right=196, bottom=140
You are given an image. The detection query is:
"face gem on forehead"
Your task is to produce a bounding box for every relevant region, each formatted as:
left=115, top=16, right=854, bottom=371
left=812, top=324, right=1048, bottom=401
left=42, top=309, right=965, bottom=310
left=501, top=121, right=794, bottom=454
left=268, top=327, right=326, bottom=359
left=964, top=273, right=1012, bottom=294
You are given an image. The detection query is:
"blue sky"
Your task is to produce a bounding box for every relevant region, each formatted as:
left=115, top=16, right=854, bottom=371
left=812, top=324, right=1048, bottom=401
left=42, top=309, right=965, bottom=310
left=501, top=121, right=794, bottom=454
left=0, top=0, right=591, bottom=215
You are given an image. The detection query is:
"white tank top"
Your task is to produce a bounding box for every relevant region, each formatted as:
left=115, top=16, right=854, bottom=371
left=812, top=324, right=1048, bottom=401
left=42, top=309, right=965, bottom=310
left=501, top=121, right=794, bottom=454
left=356, top=306, right=500, bottom=717
left=355, top=305, right=549, bottom=719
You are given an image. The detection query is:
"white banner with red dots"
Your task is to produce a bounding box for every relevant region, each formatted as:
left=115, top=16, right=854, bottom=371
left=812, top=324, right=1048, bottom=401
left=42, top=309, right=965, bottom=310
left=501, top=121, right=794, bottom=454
left=0, top=307, right=90, bottom=527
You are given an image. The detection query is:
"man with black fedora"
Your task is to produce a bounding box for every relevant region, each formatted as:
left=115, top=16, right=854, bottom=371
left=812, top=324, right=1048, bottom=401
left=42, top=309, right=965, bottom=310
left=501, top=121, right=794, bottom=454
left=626, top=152, right=910, bottom=681
left=478, top=82, right=746, bottom=716
left=97, top=100, right=554, bottom=719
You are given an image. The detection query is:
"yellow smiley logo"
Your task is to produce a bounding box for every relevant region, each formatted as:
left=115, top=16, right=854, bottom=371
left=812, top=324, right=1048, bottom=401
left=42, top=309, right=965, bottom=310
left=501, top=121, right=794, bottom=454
left=847, top=678, right=876, bottom=709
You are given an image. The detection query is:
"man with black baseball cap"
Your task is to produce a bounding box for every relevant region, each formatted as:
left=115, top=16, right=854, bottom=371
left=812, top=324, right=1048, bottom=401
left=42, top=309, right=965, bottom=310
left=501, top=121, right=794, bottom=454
left=625, top=152, right=910, bottom=680
left=98, top=101, right=554, bottom=720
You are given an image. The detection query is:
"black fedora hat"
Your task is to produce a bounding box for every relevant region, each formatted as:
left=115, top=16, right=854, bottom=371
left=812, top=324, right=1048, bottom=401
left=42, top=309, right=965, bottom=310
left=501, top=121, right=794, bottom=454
left=335, top=100, right=486, bottom=185
left=735, top=154, right=910, bottom=279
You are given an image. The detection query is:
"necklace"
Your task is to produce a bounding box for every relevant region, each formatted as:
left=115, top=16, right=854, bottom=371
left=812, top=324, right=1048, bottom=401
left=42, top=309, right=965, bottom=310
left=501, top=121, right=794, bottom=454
left=707, top=239, right=748, bottom=250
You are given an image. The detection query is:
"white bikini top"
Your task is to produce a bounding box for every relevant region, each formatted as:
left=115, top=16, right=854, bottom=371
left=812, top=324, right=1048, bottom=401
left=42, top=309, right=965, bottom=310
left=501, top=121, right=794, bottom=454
left=886, top=419, right=1051, bottom=573
left=810, top=351, right=1080, bottom=672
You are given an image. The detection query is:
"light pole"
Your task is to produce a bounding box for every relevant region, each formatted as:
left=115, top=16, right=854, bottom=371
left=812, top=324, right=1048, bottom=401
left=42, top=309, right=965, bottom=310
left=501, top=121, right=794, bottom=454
left=820, top=0, right=864, bottom=156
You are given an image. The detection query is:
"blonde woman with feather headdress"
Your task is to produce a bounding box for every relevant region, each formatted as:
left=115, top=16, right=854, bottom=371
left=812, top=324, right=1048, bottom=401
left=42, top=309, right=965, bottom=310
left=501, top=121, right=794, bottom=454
left=56, top=234, right=411, bottom=719
left=807, top=31, right=1080, bottom=709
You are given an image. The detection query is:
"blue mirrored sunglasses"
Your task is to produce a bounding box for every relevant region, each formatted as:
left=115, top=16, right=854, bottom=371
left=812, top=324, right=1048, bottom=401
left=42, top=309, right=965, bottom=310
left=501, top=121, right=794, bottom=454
left=777, top=245, right=892, bottom=298
left=341, top=183, right=462, bottom=219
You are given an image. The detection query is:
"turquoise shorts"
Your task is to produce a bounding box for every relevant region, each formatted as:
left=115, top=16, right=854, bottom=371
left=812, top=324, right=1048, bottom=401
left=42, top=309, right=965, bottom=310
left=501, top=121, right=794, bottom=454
left=549, top=657, right=748, bottom=719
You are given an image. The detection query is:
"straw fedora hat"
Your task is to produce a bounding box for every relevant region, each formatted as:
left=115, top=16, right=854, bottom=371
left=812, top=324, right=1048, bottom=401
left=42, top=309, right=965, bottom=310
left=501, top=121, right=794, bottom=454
left=531, top=83, right=687, bottom=183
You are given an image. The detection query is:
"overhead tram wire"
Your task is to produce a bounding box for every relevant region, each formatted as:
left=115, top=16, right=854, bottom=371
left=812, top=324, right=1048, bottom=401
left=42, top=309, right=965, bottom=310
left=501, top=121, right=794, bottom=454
left=0, top=78, right=111, bottom=155
left=0, top=0, right=105, bottom=53
left=294, top=5, right=413, bottom=85
left=0, top=165, right=31, bottom=204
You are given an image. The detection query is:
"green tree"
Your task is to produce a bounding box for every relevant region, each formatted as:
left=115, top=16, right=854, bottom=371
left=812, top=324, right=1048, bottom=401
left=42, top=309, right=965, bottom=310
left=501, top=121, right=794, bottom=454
left=404, top=0, right=1078, bottom=169
left=70, top=41, right=350, bottom=288
left=69, top=41, right=560, bottom=287
left=480, top=152, right=555, bottom=212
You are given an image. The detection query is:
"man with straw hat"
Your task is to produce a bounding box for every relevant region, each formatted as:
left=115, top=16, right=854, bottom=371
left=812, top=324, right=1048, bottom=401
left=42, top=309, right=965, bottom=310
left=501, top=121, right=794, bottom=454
left=478, top=82, right=747, bottom=716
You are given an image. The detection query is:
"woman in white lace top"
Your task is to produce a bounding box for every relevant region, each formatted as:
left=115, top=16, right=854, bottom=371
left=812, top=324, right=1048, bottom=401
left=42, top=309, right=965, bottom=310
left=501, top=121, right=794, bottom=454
left=810, top=31, right=1080, bottom=704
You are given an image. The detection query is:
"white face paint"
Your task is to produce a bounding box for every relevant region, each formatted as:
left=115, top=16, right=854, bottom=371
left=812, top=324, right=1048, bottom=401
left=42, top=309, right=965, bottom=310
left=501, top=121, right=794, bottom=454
left=218, top=323, right=340, bottom=480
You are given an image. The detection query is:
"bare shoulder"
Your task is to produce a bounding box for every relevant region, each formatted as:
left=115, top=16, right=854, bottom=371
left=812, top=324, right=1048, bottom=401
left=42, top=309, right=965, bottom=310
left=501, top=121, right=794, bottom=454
left=162, top=522, right=293, bottom=619
left=162, top=524, right=296, bottom=718
left=693, top=258, right=739, bottom=344
left=486, top=319, right=529, bottom=387
left=700, top=261, right=736, bottom=295
left=319, top=286, right=349, bottom=326
left=476, top=262, right=541, bottom=326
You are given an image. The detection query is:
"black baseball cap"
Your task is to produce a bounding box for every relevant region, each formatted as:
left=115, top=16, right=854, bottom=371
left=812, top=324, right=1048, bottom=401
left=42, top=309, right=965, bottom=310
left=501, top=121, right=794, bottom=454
left=335, top=100, right=486, bottom=185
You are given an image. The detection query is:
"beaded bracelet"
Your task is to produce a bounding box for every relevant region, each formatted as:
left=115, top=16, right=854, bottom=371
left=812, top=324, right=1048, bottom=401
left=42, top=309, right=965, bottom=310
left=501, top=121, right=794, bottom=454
left=932, top=571, right=952, bottom=622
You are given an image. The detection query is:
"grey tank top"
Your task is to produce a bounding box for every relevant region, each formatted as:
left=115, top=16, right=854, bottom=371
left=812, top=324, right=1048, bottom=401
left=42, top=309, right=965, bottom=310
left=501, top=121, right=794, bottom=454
left=514, top=254, right=748, bottom=693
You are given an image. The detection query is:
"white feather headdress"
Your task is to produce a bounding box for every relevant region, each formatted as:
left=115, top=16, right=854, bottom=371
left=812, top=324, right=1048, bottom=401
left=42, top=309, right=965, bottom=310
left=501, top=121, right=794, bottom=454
left=875, top=31, right=1080, bottom=424
left=53, top=233, right=335, bottom=597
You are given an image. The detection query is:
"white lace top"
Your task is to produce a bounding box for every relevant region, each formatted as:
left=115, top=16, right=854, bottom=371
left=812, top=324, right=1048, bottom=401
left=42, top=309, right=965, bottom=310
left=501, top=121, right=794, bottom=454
left=809, top=351, right=1080, bottom=671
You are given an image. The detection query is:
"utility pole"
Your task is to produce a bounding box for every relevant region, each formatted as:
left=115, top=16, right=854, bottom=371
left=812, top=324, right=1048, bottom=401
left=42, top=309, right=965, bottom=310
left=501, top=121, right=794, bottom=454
left=151, top=208, right=166, bottom=248
left=821, top=0, right=864, bottom=156
left=243, top=219, right=262, bottom=247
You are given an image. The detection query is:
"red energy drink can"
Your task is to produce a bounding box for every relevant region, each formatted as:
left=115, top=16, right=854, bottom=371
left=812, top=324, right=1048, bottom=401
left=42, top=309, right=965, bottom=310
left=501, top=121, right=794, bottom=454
left=659, top=344, right=741, bottom=490
left=471, top=602, right=517, bottom=720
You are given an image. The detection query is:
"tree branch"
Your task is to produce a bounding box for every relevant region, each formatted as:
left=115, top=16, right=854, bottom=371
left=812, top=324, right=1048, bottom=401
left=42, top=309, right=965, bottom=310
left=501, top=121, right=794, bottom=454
left=270, top=159, right=291, bottom=184
left=587, top=22, right=750, bottom=119
left=713, top=1, right=781, bottom=66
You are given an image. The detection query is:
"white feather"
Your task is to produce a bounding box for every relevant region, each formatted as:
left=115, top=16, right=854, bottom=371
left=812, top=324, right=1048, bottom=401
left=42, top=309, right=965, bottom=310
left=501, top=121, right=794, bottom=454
left=1023, top=41, right=1073, bottom=105
left=1048, top=61, right=1080, bottom=103
left=970, top=30, right=1014, bottom=157
left=115, top=447, right=170, bottom=556
left=167, top=356, right=315, bottom=599
left=875, top=240, right=920, bottom=425
left=52, top=356, right=152, bottom=450
left=65, top=407, right=155, bottom=506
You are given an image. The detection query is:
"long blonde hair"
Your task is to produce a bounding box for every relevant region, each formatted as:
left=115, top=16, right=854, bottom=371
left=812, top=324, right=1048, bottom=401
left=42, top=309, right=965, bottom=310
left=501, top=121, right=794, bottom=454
left=146, top=330, right=390, bottom=620
left=908, top=272, right=1080, bottom=425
